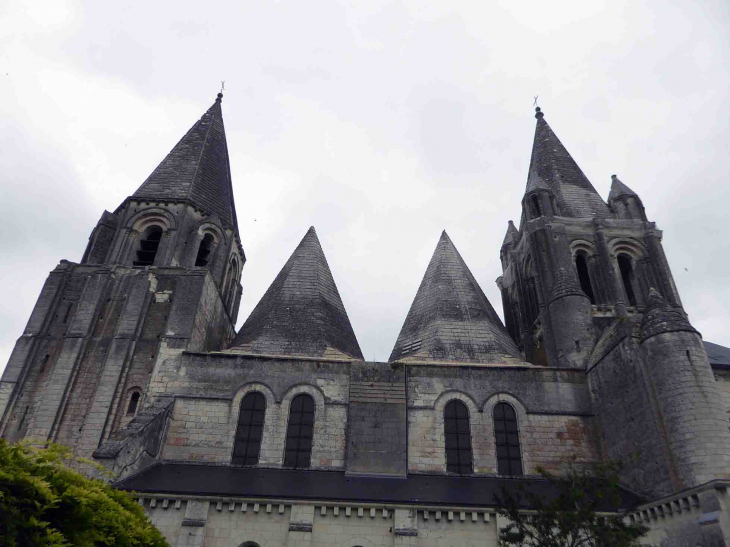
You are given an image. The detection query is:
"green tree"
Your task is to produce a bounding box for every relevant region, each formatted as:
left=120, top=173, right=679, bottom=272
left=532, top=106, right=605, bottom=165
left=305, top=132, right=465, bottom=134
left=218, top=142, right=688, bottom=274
left=495, top=462, right=648, bottom=547
left=0, top=439, right=169, bottom=547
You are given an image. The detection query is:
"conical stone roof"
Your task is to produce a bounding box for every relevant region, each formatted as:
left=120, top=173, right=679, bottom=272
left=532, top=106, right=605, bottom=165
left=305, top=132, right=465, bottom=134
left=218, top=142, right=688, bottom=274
left=549, top=268, right=587, bottom=304
left=640, top=288, right=698, bottom=342
left=133, top=94, right=238, bottom=230
left=389, top=231, right=523, bottom=364
left=527, top=108, right=611, bottom=219
left=501, top=220, right=519, bottom=249
left=608, top=174, right=639, bottom=201
left=228, top=227, right=363, bottom=360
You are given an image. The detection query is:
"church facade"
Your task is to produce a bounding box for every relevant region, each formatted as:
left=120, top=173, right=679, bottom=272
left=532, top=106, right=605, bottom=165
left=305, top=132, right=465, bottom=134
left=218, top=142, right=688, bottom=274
left=2, top=94, right=730, bottom=546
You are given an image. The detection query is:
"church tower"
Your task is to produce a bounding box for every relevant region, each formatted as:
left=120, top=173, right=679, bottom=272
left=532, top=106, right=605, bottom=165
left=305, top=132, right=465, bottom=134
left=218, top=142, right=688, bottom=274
left=497, top=106, right=685, bottom=368
left=0, top=94, right=244, bottom=459
left=498, top=106, right=730, bottom=497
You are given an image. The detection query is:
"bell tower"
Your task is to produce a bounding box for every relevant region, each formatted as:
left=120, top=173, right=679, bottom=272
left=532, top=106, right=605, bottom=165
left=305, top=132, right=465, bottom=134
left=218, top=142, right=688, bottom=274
left=0, top=94, right=244, bottom=459
left=497, top=107, right=684, bottom=368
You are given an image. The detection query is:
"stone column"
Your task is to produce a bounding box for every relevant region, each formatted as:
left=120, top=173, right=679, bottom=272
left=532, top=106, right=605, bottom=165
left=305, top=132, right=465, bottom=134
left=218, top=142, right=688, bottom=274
left=594, top=223, right=627, bottom=317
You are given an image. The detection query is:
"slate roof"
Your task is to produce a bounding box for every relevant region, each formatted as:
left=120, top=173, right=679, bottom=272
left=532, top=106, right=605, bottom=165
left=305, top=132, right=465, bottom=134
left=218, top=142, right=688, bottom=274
left=527, top=108, right=611, bottom=219
left=705, top=341, right=730, bottom=367
left=389, top=231, right=523, bottom=364
left=608, top=174, right=639, bottom=201
left=228, top=227, right=363, bottom=360
left=132, top=94, right=238, bottom=230
left=115, top=463, right=642, bottom=510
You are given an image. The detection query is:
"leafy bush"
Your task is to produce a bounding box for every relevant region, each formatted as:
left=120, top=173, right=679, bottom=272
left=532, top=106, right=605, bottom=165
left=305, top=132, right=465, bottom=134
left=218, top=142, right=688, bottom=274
left=0, top=440, right=169, bottom=547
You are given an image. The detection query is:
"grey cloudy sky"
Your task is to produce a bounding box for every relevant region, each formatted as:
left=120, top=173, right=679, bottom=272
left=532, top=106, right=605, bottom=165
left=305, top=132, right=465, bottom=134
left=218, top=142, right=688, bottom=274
left=1, top=0, right=728, bottom=371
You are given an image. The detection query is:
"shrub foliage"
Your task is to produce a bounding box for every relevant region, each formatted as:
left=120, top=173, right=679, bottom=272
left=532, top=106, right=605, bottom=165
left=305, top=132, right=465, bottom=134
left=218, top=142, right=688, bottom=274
left=0, top=440, right=169, bottom=547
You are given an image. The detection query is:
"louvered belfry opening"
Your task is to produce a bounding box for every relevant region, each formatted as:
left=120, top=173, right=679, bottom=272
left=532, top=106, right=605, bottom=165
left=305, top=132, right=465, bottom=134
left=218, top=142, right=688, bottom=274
left=284, top=394, right=315, bottom=469
left=575, top=251, right=596, bottom=304
left=233, top=392, right=266, bottom=466
left=134, top=225, right=163, bottom=266
left=195, top=234, right=214, bottom=267
left=618, top=253, right=637, bottom=307
left=494, top=402, right=523, bottom=476
left=444, top=400, right=473, bottom=475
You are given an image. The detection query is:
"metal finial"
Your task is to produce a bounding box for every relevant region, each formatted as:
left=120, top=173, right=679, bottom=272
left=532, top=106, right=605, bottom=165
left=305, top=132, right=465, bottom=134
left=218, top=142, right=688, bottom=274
left=534, top=106, right=544, bottom=119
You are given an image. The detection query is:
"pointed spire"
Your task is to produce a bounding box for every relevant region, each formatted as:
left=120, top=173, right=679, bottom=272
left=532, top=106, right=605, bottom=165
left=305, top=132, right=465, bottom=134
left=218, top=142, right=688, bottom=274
left=640, top=288, right=698, bottom=342
left=608, top=174, right=639, bottom=201
left=228, top=227, right=363, bottom=360
left=133, top=94, right=238, bottom=230
left=527, top=107, right=611, bottom=219
left=501, top=220, right=519, bottom=248
left=389, top=231, right=523, bottom=364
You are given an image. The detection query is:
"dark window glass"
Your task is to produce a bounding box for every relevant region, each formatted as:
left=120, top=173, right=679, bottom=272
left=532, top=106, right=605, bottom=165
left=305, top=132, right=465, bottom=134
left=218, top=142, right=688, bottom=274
left=444, top=400, right=472, bottom=475
left=134, top=226, right=163, bottom=266
left=494, top=403, right=523, bottom=476
left=195, top=234, right=214, bottom=267
left=617, top=254, right=637, bottom=306
left=127, top=392, right=140, bottom=416
left=284, top=394, right=315, bottom=469
left=232, top=392, right=266, bottom=466
left=575, top=252, right=596, bottom=304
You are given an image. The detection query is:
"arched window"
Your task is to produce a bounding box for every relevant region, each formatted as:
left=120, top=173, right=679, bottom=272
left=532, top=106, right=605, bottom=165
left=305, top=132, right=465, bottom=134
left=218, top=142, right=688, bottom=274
left=530, top=195, right=541, bottom=219
left=575, top=252, right=596, bottom=304
left=233, top=392, right=266, bottom=466
left=134, top=225, right=163, bottom=266
left=126, top=391, right=141, bottom=416
left=617, top=253, right=637, bottom=306
left=195, top=234, right=214, bottom=267
left=284, top=394, right=315, bottom=469
left=494, top=403, right=522, bottom=476
left=444, top=400, right=472, bottom=475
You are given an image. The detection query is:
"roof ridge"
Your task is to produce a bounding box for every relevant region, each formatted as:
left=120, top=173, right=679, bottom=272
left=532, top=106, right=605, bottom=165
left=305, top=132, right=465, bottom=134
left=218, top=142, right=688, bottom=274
left=187, top=101, right=218, bottom=202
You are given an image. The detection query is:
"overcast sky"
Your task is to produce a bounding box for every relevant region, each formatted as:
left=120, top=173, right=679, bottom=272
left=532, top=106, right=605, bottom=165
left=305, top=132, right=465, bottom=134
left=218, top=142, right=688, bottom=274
left=1, top=0, right=728, bottom=371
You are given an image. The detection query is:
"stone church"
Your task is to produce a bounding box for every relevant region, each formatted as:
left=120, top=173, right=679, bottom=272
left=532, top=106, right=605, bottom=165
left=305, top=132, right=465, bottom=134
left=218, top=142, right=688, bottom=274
left=2, top=93, right=730, bottom=546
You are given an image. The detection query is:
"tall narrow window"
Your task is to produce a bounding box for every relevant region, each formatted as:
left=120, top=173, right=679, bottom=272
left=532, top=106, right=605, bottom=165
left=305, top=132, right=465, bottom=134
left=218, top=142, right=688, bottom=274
left=134, top=225, right=163, bottom=266
left=126, top=391, right=141, bottom=416
left=575, top=252, right=596, bottom=304
left=233, top=392, right=266, bottom=466
left=195, top=234, right=214, bottom=267
left=494, top=402, right=523, bottom=476
left=617, top=253, right=637, bottom=306
left=530, top=195, right=541, bottom=219
left=284, top=394, right=315, bottom=469
left=444, top=400, right=473, bottom=475
left=226, top=258, right=239, bottom=310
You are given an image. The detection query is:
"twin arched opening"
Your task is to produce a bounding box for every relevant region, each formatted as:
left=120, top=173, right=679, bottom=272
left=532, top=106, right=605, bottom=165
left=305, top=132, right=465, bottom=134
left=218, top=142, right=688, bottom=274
left=442, top=398, right=523, bottom=476
left=232, top=391, right=316, bottom=468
